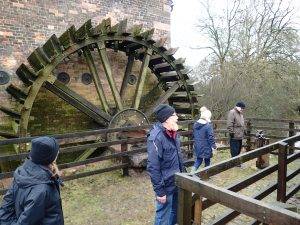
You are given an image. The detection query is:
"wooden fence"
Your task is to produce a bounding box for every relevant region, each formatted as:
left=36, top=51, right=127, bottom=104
left=0, top=118, right=299, bottom=198
left=176, top=134, right=300, bottom=225
left=0, top=120, right=195, bottom=194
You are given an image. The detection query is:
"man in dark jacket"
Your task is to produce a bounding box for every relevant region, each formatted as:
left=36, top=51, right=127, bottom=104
left=0, top=136, right=64, bottom=225
left=227, top=101, right=246, bottom=159
left=147, top=104, right=184, bottom=225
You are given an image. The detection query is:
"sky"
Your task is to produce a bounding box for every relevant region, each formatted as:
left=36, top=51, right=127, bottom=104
left=171, top=0, right=300, bottom=68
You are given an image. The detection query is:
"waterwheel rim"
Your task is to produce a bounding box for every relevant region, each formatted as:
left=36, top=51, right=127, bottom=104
left=1, top=18, right=198, bottom=147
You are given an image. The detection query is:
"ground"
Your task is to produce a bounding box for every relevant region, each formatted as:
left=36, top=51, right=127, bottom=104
left=61, top=150, right=299, bottom=225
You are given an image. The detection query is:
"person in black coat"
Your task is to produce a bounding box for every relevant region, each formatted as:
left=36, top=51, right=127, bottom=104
left=0, top=136, right=64, bottom=225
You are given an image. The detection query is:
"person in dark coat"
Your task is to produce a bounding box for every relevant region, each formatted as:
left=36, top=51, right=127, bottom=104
left=227, top=101, right=246, bottom=159
left=0, top=136, right=64, bottom=225
left=192, top=107, right=216, bottom=173
left=147, top=104, right=184, bottom=225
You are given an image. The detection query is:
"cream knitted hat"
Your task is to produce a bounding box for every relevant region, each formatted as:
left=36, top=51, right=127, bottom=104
left=200, top=107, right=212, bottom=122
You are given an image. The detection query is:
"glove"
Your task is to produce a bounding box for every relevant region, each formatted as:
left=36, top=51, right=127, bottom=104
left=229, top=133, right=234, bottom=138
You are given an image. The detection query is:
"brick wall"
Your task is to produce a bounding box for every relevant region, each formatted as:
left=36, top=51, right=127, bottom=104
left=0, top=0, right=171, bottom=135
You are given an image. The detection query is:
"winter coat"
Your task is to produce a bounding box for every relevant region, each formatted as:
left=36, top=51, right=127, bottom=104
left=147, top=123, right=184, bottom=197
left=227, top=108, right=245, bottom=140
left=193, top=119, right=217, bottom=159
left=0, top=159, right=64, bottom=225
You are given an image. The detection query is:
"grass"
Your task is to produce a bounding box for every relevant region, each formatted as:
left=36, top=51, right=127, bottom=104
left=55, top=150, right=299, bottom=224
left=61, top=161, right=155, bottom=225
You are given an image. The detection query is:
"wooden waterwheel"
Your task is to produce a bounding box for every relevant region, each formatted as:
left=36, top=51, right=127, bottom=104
left=0, top=18, right=198, bottom=154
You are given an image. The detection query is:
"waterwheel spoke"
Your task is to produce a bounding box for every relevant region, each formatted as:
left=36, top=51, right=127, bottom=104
left=144, top=82, right=180, bottom=117
left=82, top=46, right=109, bottom=113
left=97, top=42, right=123, bottom=111
left=44, top=80, right=111, bottom=126
left=132, top=48, right=153, bottom=109
left=120, top=53, right=135, bottom=99
left=7, top=18, right=198, bottom=142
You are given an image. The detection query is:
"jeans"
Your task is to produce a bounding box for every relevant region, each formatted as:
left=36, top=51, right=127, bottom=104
left=193, top=157, right=211, bottom=170
left=230, top=138, right=242, bottom=157
left=154, top=191, right=178, bottom=225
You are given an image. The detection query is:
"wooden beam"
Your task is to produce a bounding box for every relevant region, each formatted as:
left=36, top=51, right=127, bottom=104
left=63, top=163, right=129, bottom=181
left=19, top=70, right=51, bottom=139
left=44, top=81, right=110, bottom=126
left=247, top=118, right=300, bottom=123
left=83, top=46, right=109, bottom=112
left=194, top=197, right=203, bottom=225
left=209, top=167, right=300, bottom=225
left=286, top=183, right=300, bottom=200
left=202, top=163, right=278, bottom=210
left=288, top=121, right=295, bottom=154
left=196, top=134, right=300, bottom=178
left=175, top=173, right=300, bottom=225
left=6, top=84, right=27, bottom=104
left=132, top=48, right=152, bottom=109
left=0, top=107, right=21, bottom=120
left=178, top=187, right=192, bottom=225
left=97, top=42, right=123, bottom=111
left=0, top=131, right=18, bottom=139
left=121, top=142, right=129, bottom=176
left=277, top=142, right=288, bottom=202
left=248, top=219, right=262, bottom=225
left=246, top=120, right=252, bottom=151
left=199, top=152, right=298, bottom=211
left=120, top=53, right=135, bottom=99
left=209, top=181, right=278, bottom=224
left=144, top=82, right=180, bottom=117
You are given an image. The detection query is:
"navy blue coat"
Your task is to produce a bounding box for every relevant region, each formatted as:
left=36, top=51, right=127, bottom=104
left=0, top=159, right=64, bottom=225
left=193, top=121, right=216, bottom=159
left=147, top=123, right=184, bottom=197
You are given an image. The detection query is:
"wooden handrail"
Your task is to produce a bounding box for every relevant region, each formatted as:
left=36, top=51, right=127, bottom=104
left=176, top=173, right=300, bottom=225
left=196, top=134, right=300, bottom=178
left=207, top=167, right=300, bottom=224
left=247, top=118, right=300, bottom=123
left=2, top=117, right=298, bottom=146
left=195, top=151, right=299, bottom=210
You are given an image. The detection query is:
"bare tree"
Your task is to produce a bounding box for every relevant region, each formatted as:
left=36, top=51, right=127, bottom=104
left=193, top=0, right=300, bottom=119
left=197, top=0, right=241, bottom=74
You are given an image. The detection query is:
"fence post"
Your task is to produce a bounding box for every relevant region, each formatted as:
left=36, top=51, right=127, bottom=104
left=121, top=142, right=129, bottom=176
left=277, top=142, right=287, bottom=202
left=178, top=187, right=192, bottom=225
left=256, top=138, right=270, bottom=169
left=288, top=121, right=295, bottom=154
left=194, top=196, right=203, bottom=225
left=246, top=120, right=252, bottom=151
left=188, top=122, right=193, bottom=158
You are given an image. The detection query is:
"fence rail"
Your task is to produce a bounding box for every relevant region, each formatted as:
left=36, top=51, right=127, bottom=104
left=176, top=134, right=300, bottom=225
left=1, top=118, right=299, bottom=204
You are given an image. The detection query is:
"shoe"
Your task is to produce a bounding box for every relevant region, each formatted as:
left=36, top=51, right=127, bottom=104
left=236, top=164, right=245, bottom=168
left=190, top=167, right=200, bottom=173
left=195, top=167, right=202, bottom=173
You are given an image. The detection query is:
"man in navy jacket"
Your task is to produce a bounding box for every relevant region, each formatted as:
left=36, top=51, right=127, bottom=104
left=147, top=104, right=184, bottom=225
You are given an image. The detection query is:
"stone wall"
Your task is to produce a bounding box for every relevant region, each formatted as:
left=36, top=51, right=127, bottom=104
left=0, top=0, right=171, bottom=135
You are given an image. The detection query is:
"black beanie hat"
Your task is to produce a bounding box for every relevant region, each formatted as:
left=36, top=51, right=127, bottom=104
left=154, top=104, right=175, bottom=123
left=236, top=101, right=246, bottom=109
left=30, top=136, right=59, bottom=165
